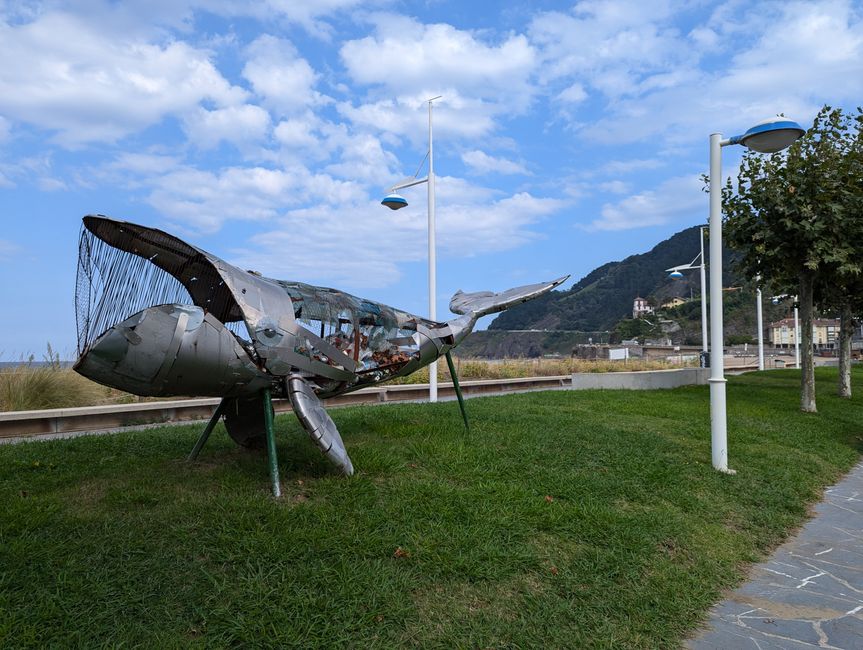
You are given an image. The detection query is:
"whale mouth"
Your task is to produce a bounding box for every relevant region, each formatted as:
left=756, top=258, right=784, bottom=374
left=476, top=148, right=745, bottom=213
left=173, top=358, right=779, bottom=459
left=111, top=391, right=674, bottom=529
left=74, top=303, right=269, bottom=397
left=75, top=216, right=246, bottom=360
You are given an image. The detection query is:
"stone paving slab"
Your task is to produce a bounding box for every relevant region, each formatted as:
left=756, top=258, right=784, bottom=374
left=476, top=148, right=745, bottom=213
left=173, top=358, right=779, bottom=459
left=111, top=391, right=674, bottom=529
left=689, top=462, right=863, bottom=649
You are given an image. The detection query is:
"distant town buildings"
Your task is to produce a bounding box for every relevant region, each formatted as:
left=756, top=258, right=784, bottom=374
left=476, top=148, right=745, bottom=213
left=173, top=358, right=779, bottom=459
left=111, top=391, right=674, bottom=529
left=769, top=318, right=839, bottom=350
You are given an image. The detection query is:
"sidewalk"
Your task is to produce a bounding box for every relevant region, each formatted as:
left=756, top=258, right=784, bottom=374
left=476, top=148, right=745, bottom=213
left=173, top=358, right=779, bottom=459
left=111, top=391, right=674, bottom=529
left=688, top=461, right=863, bottom=649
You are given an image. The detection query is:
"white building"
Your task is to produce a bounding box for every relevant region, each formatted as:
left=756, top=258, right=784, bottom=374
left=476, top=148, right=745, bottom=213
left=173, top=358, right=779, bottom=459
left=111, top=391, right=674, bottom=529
left=632, top=296, right=654, bottom=319
left=769, top=318, right=839, bottom=350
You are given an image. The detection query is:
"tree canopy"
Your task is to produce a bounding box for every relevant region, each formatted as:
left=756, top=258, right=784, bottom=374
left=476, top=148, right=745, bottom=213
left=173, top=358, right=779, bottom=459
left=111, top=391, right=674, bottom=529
left=723, top=106, right=863, bottom=410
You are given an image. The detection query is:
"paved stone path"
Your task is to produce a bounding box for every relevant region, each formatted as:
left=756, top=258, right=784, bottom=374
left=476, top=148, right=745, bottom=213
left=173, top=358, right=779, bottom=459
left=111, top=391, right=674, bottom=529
left=689, top=461, right=863, bottom=649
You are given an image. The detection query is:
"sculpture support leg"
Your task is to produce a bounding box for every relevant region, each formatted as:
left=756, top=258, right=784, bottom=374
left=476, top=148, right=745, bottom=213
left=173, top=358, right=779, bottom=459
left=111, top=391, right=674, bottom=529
left=262, top=388, right=282, bottom=498
left=445, top=352, right=469, bottom=431
left=188, top=398, right=227, bottom=461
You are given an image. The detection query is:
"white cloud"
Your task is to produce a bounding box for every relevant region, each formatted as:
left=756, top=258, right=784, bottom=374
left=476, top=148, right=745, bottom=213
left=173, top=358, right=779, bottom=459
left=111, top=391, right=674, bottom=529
left=341, top=16, right=537, bottom=106
left=461, top=150, right=529, bottom=175
left=557, top=83, right=588, bottom=104
left=323, top=130, right=400, bottom=183
left=337, top=94, right=498, bottom=144
left=183, top=105, right=271, bottom=149
left=37, top=177, right=66, bottom=191
left=242, top=35, right=327, bottom=115
left=529, top=0, right=688, bottom=91
left=601, top=158, right=664, bottom=174
left=536, top=1, right=863, bottom=146
left=337, top=15, right=538, bottom=144
left=230, top=179, right=564, bottom=288
left=145, top=164, right=366, bottom=233
left=598, top=180, right=629, bottom=194
left=252, top=0, right=381, bottom=36
left=0, top=239, right=19, bottom=261
left=585, top=174, right=702, bottom=231
left=718, top=2, right=863, bottom=110
left=274, top=117, right=322, bottom=151
left=108, top=152, right=183, bottom=175
left=0, top=10, right=247, bottom=145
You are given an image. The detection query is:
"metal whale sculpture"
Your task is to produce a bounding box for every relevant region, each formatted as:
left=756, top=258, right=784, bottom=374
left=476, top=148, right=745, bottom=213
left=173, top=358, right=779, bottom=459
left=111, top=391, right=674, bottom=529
left=74, top=215, right=567, bottom=490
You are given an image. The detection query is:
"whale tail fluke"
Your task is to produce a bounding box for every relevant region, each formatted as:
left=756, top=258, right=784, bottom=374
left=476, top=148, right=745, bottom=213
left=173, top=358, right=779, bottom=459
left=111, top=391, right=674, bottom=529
left=448, top=275, right=569, bottom=319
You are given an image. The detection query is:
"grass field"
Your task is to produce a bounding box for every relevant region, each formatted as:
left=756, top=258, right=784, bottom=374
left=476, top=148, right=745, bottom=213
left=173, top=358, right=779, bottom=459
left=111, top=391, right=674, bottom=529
left=1, top=368, right=861, bottom=648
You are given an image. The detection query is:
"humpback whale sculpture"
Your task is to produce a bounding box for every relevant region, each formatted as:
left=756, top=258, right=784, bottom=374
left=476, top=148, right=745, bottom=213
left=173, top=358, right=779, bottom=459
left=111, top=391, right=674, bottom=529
left=74, top=215, right=567, bottom=494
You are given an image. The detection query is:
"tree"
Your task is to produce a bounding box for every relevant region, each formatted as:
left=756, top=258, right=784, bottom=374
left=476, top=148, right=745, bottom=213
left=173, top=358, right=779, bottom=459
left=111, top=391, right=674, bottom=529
left=722, top=106, right=863, bottom=412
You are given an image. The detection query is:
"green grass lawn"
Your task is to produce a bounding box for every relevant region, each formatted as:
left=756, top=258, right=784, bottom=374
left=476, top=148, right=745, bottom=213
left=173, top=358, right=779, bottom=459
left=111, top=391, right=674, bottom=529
left=2, top=368, right=861, bottom=648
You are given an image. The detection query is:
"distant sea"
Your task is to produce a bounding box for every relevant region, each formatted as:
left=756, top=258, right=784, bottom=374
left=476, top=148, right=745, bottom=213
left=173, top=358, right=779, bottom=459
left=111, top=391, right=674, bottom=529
left=0, top=361, right=74, bottom=369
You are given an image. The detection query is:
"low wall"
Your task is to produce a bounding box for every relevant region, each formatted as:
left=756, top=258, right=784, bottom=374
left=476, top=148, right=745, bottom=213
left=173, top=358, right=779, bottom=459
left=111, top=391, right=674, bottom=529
left=571, top=367, right=709, bottom=390
left=0, top=375, right=570, bottom=440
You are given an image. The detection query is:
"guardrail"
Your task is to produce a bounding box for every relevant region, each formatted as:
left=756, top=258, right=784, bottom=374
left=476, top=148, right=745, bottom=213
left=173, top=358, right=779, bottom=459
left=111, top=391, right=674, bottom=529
left=0, top=375, right=571, bottom=441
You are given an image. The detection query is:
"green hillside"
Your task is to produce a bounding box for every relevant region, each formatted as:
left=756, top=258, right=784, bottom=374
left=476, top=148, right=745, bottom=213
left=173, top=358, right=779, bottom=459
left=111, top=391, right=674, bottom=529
left=455, top=226, right=796, bottom=358
left=489, top=226, right=737, bottom=332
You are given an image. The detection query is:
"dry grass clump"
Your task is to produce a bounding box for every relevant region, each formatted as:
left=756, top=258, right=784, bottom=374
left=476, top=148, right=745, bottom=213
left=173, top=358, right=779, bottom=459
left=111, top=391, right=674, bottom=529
left=0, top=345, right=130, bottom=412
left=388, top=356, right=689, bottom=384
left=0, top=365, right=104, bottom=413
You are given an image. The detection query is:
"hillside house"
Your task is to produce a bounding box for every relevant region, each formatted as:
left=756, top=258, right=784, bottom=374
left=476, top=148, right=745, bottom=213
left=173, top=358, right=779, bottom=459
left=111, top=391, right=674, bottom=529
left=661, top=297, right=686, bottom=310
left=769, top=318, right=839, bottom=350
left=632, top=296, right=654, bottom=319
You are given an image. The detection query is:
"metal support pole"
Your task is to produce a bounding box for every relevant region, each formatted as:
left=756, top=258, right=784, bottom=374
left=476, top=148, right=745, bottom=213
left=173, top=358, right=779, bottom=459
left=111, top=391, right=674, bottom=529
left=756, top=286, right=764, bottom=370
left=708, top=133, right=732, bottom=473
left=262, top=388, right=281, bottom=498
left=445, top=352, right=469, bottom=431
left=188, top=398, right=227, bottom=461
left=428, top=98, right=438, bottom=403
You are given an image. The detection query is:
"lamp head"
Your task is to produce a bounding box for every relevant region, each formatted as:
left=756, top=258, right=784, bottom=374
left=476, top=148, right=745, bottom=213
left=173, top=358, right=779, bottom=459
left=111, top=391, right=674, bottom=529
left=669, top=271, right=684, bottom=279
left=735, top=117, right=805, bottom=154
left=381, top=193, right=408, bottom=210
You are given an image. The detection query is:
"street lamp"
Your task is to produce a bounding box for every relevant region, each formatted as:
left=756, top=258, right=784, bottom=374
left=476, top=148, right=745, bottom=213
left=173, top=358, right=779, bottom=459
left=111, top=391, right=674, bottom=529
left=708, top=117, right=805, bottom=473
left=381, top=96, right=443, bottom=402
left=666, top=226, right=708, bottom=355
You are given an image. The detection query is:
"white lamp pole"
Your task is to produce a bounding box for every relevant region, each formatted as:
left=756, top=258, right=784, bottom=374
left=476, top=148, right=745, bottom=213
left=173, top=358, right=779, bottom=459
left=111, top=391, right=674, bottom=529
left=699, top=227, right=708, bottom=355
left=708, top=117, right=804, bottom=473
left=794, top=296, right=800, bottom=369
left=756, top=285, right=765, bottom=371
left=665, top=226, right=708, bottom=354
left=381, top=96, right=443, bottom=403
left=426, top=98, right=438, bottom=402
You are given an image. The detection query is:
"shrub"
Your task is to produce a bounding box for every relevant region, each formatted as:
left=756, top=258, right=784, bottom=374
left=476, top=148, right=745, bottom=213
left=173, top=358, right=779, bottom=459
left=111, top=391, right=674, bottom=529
left=0, top=345, right=108, bottom=411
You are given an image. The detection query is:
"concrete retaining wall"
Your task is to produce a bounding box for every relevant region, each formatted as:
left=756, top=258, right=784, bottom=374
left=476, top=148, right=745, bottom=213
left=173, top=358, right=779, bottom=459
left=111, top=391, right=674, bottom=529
left=0, top=375, right=571, bottom=440
left=571, top=367, right=709, bottom=390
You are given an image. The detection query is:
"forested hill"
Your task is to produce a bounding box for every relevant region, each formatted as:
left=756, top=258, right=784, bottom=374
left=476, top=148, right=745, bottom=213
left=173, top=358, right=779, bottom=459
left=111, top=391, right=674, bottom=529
left=489, top=226, right=738, bottom=332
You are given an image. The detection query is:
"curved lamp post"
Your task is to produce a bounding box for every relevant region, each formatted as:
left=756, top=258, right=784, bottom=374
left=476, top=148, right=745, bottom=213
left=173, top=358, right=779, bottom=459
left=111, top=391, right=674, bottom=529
left=665, top=226, right=708, bottom=354
left=709, top=117, right=805, bottom=473
left=381, top=96, right=443, bottom=402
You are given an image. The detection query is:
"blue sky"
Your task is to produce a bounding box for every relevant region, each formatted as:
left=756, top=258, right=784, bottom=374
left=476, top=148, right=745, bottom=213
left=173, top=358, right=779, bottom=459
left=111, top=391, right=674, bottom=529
left=1, top=0, right=862, bottom=360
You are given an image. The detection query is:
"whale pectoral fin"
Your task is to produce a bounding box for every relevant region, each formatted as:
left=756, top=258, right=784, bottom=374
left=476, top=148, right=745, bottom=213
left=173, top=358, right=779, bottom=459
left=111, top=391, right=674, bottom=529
left=287, top=375, right=354, bottom=476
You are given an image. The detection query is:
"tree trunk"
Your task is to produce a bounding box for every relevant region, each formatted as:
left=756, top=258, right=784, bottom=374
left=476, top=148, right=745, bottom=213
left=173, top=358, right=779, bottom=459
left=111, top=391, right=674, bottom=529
left=799, top=271, right=817, bottom=413
left=838, top=303, right=854, bottom=399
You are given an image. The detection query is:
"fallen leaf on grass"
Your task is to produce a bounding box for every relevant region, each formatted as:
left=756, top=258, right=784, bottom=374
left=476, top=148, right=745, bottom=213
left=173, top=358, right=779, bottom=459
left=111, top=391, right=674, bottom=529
left=393, top=546, right=411, bottom=559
